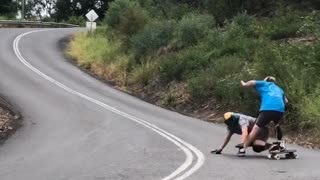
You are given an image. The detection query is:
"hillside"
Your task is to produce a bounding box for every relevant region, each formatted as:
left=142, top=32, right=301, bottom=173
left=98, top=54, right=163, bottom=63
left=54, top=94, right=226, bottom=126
left=67, top=0, right=320, bottom=148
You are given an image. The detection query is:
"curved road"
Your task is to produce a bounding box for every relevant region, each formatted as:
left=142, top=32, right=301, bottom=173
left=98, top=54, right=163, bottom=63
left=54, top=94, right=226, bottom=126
left=0, top=28, right=319, bottom=180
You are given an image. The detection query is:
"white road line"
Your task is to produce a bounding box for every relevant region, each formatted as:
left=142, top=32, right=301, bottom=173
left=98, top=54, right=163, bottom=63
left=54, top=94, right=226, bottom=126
left=13, top=29, right=205, bottom=180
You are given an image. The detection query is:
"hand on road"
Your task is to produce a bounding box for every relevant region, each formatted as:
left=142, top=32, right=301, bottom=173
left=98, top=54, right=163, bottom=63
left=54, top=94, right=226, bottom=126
left=210, top=149, right=222, bottom=154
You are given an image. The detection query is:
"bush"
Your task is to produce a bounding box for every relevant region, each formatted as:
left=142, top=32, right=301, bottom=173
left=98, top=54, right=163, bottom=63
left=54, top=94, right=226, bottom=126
left=256, top=12, right=305, bottom=40
left=131, top=20, right=174, bottom=56
left=129, top=60, right=159, bottom=86
left=206, top=26, right=263, bottom=59
left=160, top=46, right=209, bottom=82
left=159, top=53, right=184, bottom=82
left=176, top=13, right=215, bottom=46
left=298, top=88, right=320, bottom=129
left=187, top=55, right=246, bottom=103
left=187, top=70, right=216, bottom=102
left=105, top=0, right=149, bottom=37
left=231, top=13, right=257, bottom=37
left=64, top=16, right=86, bottom=26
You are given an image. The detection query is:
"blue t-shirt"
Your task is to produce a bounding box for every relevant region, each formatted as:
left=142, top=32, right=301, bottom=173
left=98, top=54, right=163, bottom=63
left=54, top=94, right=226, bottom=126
left=255, top=81, right=285, bottom=112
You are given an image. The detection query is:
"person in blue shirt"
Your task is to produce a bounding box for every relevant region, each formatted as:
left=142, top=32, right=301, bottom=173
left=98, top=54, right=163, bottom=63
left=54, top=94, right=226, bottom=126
left=239, top=76, right=288, bottom=156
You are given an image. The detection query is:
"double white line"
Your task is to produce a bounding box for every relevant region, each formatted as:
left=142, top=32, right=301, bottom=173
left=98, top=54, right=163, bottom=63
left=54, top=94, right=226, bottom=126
left=13, top=29, right=205, bottom=180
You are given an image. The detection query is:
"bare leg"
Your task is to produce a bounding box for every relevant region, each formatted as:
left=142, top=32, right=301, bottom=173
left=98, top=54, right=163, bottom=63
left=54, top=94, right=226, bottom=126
left=244, top=125, right=261, bottom=149
left=253, top=140, right=266, bottom=146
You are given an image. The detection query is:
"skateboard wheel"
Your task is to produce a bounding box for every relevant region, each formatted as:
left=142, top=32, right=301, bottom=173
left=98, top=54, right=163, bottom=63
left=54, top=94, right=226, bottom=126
left=274, top=154, right=280, bottom=160
left=268, top=154, right=272, bottom=159
left=285, top=154, right=292, bottom=159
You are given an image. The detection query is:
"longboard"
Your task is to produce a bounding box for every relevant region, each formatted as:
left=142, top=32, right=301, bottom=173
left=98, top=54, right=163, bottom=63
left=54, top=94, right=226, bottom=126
left=268, top=149, right=298, bottom=160
left=235, top=144, right=298, bottom=160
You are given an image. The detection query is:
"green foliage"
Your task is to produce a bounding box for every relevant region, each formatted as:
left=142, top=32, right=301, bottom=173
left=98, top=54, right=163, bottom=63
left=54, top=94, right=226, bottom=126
left=131, top=20, right=174, bottom=56
left=159, top=53, right=185, bottom=82
left=0, top=0, right=18, bottom=18
left=204, top=0, right=276, bottom=23
left=105, top=0, right=149, bottom=37
left=187, top=56, right=246, bottom=103
left=298, top=88, right=320, bottom=129
left=0, top=16, right=8, bottom=20
left=129, top=60, right=159, bottom=86
left=53, top=0, right=109, bottom=22
left=256, top=11, right=305, bottom=40
left=206, top=19, right=264, bottom=59
left=69, top=0, right=320, bottom=135
left=67, top=32, right=122, bottom=66
left=176, top=13, right=215, bottom=46
left=64, top=16, right=86, bottom=26
left=160, top=46, right=209, bottom=82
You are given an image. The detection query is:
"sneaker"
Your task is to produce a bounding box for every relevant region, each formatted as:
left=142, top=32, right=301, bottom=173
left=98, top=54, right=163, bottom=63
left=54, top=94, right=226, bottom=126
left=279, top=140, right=286, bottom=152
left=238, top=148, right=246, bottom=157
left=269, top=142, right=280, bottom=152
left=269, top=141, right=286, bottom=153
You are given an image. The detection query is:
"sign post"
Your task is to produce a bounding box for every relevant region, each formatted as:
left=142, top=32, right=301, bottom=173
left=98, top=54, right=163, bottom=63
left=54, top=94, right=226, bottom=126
left=85, top=10, right=99, bottom=33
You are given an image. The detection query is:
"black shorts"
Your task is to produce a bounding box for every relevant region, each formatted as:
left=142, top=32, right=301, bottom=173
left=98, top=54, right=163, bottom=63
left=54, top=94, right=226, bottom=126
left=256, top=111, right=284, bottom=128
left=255, top=127, right=269, bottom=141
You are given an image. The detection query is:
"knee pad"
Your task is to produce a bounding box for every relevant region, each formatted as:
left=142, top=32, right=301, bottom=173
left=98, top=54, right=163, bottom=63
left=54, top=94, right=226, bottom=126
left=275, top=125, right=282, bottom=140
left=252, top=145, right=266, bottom=153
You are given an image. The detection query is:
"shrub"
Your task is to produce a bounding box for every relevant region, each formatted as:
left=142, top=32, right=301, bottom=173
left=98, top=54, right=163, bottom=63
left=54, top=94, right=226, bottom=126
left=231, top=13, right=257, bottom=37
left=159, top=53, right=184, bottom=82
left=187, top=55, right=246, bottom=103
left=129, top=60, right=159, bottom=86
left=131, top=20, right=174, bottom=56
left=160, top=46, right=209, bottom=82
left=176, top=13, right=215, bottom=46
left=256, top=12, right=305, bottom=40
left=105, top=0, right=149, bottom=37
left=298, top=88, right=320, bottom=130
left=64, top=16, right=86, bottom=26
left=187, top=70, right=216, bottom=102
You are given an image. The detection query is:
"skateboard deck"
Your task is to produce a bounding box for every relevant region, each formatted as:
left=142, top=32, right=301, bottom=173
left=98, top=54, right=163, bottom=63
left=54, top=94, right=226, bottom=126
left=268, top=149, right=298, bottom=160
left=235, top=144, right=298, bottom=160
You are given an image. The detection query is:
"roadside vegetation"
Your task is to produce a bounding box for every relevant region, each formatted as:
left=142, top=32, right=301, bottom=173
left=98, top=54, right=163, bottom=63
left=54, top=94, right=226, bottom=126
left=67, top=0, right=320, bottom=147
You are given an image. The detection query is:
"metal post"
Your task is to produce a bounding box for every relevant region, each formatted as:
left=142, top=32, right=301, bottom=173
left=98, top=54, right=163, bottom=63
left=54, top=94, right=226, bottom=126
left=90, top=14, right=93, bottom=33
left=21, top=0, right=25, bottom=20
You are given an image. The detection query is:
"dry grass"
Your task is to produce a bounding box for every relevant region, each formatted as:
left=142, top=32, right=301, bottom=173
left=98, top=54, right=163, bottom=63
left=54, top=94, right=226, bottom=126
left=67, top=32, right=130, bottom=88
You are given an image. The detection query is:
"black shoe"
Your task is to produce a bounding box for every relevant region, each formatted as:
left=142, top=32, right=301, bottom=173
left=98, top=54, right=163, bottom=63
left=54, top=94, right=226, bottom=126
left=238, top=148, right=246, bottom=157
left=269, top=141, right=286, bottom=153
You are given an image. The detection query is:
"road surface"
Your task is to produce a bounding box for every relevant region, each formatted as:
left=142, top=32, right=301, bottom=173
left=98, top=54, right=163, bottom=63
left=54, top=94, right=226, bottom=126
left=0, top=28, right=319, bottom=180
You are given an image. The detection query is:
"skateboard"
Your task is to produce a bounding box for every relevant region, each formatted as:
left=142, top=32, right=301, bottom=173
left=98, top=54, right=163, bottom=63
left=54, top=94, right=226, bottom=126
left=235, top=144, right=298, bottom=160
left=268, top=149, right=298, bottom=160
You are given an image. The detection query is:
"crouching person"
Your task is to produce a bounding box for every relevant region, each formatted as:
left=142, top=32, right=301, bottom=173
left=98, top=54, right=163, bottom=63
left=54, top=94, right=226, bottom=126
left=211, top=112, right=271, bottom=156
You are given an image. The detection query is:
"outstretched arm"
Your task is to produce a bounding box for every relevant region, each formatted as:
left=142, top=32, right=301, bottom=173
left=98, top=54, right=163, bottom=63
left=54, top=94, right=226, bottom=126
left=219, top=132, right=233, bottom=151
left=241, top=80, right=256, bottom=87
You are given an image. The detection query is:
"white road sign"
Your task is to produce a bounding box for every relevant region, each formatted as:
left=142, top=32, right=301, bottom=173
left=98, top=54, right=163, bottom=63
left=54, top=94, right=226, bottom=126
left=86, top=10, right=99, bottom=22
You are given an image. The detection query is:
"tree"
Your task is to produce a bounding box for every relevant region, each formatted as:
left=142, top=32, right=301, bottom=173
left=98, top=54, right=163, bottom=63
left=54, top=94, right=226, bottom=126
left=53, top=0, right=112, bottom=22
left=0, top=0, right=18, bottom=18
left=25, top=0, right=56, bottom=20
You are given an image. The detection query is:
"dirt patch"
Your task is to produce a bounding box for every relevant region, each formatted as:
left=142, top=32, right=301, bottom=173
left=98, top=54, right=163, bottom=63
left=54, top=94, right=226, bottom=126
left=0, top=96, right=21, bottom=143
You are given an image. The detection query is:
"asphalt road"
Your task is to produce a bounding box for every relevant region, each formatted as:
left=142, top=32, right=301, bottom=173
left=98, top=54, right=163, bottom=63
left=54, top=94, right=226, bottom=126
left=0, top=28, right=319, bottom=180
